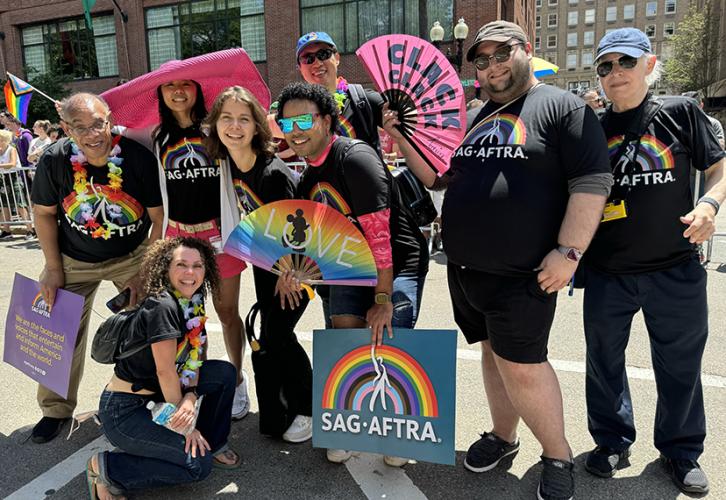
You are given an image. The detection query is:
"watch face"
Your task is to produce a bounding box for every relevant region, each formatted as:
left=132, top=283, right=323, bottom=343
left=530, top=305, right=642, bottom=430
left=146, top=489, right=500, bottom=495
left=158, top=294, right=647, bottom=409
left=566, top=248, right=581, bottom=262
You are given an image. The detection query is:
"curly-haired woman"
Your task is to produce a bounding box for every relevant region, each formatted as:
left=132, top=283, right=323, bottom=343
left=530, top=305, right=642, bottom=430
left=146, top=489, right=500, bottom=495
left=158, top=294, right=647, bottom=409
left=87, top=237, right=240, bottom=499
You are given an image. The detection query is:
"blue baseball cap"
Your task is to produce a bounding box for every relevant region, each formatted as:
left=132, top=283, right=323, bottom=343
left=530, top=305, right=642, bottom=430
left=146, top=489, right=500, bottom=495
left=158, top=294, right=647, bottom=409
left=296, top=32, right=337, bottom=62
left=596, top=28, right=651, bottom=62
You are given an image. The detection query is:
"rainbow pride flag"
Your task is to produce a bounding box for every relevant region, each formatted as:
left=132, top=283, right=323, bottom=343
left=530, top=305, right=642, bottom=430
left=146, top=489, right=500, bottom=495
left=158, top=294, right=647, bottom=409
left=3, top=73, right=34, bottom=124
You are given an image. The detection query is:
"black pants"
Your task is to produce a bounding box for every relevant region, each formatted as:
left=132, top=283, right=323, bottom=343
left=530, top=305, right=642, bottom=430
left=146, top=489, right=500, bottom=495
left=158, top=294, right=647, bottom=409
left=250, top=267, right=312, bottom=436
left=583, top=257, right=708, bottom=460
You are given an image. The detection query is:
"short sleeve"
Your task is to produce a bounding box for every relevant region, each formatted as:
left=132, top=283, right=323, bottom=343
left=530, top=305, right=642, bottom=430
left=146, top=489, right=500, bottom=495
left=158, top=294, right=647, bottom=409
left=137, top=293, right=183, bottom=344
left=686, top=104, right=726, bottom=171
left=129, top=139, right=163, bottom=207
left=342, top=144, right=389, bottom=216
left=559, top=104, right=611, bottom=179
left=30, top=146, right=60, bottom=206
left=365, top=89, right=385, bottom=129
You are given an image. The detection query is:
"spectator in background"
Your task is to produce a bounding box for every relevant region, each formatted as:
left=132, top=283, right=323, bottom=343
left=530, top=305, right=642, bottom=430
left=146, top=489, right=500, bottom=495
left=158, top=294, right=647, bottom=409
left=0, top=112, right=34, bottom=167
left=28, top=120, right=52, bottom=165
left=682, top=91, right=725, bottom=149
left=48, top=123, right=64, bottom=142
left=579, top=88, right=606, bottom=116
left=0, top=129, right=23, bottom=239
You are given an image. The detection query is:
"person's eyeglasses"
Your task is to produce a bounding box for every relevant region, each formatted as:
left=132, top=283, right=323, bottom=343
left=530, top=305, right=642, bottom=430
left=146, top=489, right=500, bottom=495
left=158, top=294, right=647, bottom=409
left=472, top=43, right=523, bottom=71
left=68, top=120, right=109, bottom=136
left=596, top=55, right=639, bottom=77
left=298, top=48, right=336, bottom=65
left=277, top=113, right=320, bottom=134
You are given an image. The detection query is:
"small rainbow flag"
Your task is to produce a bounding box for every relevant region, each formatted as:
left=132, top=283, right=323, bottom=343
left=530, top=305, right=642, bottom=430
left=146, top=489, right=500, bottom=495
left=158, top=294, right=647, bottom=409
left=3, top=73, right=34, bottom=125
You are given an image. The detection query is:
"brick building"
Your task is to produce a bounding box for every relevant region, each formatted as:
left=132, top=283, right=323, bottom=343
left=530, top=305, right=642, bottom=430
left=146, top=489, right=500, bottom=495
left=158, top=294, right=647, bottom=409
left=0, top=0, right=534, bottom=102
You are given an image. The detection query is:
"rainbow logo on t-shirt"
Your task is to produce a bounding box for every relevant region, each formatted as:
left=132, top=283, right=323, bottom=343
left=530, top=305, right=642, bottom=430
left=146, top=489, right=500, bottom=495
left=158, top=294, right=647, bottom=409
left=466, top=113, right=527, bottom=146
left=607, top=134, right=674, bottom=171
left=161, top=137, right=211, bottom=170
left=233, top=179, right=263, bottom=213
left=62, top=185, right=144, bottom=226
left=309, top=182, right=351, bottom=215
left=337, top=115, right=357, bottom=139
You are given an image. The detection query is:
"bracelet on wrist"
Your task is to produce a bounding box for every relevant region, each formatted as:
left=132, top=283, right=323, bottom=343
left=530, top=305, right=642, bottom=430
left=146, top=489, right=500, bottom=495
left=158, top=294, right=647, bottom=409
left=697, top=196, right=720, bottom=215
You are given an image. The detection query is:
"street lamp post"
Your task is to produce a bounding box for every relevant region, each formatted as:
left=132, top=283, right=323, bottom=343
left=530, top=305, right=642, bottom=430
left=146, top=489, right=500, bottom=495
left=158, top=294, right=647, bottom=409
left=429, top=18, right=469, bottom=73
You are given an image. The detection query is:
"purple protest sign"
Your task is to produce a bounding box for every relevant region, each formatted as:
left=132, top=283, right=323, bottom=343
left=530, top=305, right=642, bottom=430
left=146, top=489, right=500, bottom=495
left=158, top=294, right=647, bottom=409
left=3, top=273, right=84, bottom=398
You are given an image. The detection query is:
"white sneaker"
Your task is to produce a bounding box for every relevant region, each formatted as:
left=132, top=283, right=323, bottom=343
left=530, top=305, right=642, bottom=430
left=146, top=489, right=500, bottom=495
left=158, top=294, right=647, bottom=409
left=326, top=449, right=354, bottom=463
left=231, top=371, right=250, bottom=420
left=383, top=455, right=409, bottom=467
left=282, top=415, right=312, bottom=443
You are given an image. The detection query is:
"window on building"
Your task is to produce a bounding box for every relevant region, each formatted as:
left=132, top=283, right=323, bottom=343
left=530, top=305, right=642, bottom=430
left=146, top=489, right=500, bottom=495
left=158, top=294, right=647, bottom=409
left=581, top=50, right=593, bottom=66
left=665, top=0, right=676, bottom=13
left=548, top=13, right=558, bottom=27
left=145, top=1, right=266, bottom=69
left=548, top=0, right=558, bottom=6
left=583, top=30, right=594, bottom=45
left=646, top=1, right=657, bottom=16
left=567, top=51, right=577, bottom=69
left=585, top=9, right=595, bottom=24
left=546, top=52, right=557, bottom=65
left=300, top=0, right=452, bottom=53
left=547, top=34, right=557, bottom=48
left=645, top=24, right=656, bottom=37
left=606, top=6, right=617, bottom=21
left=568, top=11, right=578, bottom=26
left=623, top=4, right=635, bottom=20
left=605, top=28, right=615, bottom=34
left=662, top=42, right=673, bottom=58
left=664, top=22, right=675, bottom=36
left=568, top=81, right=579, bottom=91
left=536, top=15, right=541, bottom=28
left=567, top=32, right=578, bottom=47
left=21, top=15, right=118, bottom=79
left=579, top=80, right=590, bottom=89
left=536, top=0, right=542, bottom=8
left=535, top=36, right=541, bottom=50
left=568, top=0, right=578, bottom=5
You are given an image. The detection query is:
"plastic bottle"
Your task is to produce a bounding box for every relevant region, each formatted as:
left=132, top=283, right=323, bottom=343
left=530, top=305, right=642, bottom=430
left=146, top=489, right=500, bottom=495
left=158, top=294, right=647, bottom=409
left=146, top=401, right=176, bottom=426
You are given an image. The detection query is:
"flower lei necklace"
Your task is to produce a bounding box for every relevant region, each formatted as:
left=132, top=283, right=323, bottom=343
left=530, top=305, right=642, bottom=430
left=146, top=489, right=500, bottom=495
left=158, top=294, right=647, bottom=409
left=333, top=76, right=349, bottom=110
left=174, top=290, right=207, bottom=387
left=70, top=136, right=124, bottom=239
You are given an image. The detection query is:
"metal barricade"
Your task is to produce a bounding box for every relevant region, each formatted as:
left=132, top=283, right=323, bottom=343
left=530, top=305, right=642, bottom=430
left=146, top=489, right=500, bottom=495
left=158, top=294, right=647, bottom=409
left=0, top=167, right=35, bottom=227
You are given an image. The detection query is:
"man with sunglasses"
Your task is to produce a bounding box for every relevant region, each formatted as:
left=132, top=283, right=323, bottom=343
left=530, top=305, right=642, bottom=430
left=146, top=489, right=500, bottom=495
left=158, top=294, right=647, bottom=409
left=390, top=20, right=612, bottom=500
left=28, top=93, right=163, bottom=443
left=582, top=28, right=726, bottom=494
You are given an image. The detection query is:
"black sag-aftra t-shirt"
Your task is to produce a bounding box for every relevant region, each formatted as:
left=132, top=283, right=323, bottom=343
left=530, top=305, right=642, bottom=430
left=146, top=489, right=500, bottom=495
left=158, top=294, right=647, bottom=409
left=230, top=155, right=297, bottom=216
left=114, top=291, right=186, bottom=396
left=297, top=138, right=427, bottom=277
left=442, top=84, right=611, bottom=276
left=31, top=136, right=162, bottom=263
left=157, top=126, right=220, bottom=224
left=587, top=96, right=726, bottom=274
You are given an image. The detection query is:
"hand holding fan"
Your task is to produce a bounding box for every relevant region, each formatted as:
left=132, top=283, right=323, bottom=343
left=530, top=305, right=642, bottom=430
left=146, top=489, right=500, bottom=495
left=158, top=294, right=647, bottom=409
left=356, top=35, right=467, bottom=176
left=224, top=200, right=378, bottom=286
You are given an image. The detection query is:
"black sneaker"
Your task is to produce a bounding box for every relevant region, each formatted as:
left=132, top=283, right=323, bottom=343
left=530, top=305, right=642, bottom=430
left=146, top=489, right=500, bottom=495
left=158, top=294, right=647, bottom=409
left=584, top=446, right=631, bottom=477
left=31, top=416, right=70, bottom=443
left=538, top=456, right=575, bottom=500
left=464, top=432, right=520, bottom=472
left=0, top=230, right=11, bottom=239
left=661, top=455, right=709, bottom=494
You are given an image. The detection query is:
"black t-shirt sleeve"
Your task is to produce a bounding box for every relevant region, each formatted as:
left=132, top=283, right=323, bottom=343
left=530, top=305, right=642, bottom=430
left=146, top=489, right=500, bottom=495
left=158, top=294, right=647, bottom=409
left=342, top=144, right=390, bottom=216
left=684, top=101, right=726, bottom=171
left=30, top=147, right=60, bottom=206
left=366, top=89, right=385, bottom=129
left=559, top=104, right=611, bottom=179
left=136, top=293, right=183, bottom=344
left=125, top=138, right=163, bottom=207
left=260, top=158, right=297, bottom=203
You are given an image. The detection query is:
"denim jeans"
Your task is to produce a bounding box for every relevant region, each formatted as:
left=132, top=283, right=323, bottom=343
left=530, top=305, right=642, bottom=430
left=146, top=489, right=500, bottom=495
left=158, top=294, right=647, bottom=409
left=97, top=360, right=237, bottom=493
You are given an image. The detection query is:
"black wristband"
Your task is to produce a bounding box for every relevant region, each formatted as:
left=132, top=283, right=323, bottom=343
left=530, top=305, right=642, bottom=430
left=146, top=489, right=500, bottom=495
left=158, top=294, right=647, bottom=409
left=182, top=386, right=198, bottom=398
left=697, top=196, right=720, bottom=214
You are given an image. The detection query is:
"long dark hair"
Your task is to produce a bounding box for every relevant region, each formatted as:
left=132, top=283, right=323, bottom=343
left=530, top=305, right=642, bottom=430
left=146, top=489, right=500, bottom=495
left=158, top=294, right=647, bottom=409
left=153, top=81, right=207, bottom=148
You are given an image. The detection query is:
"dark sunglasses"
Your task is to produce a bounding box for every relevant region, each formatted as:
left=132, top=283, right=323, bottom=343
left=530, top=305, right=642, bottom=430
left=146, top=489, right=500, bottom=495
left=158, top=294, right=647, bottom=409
left=298, top=48, right=336, bottom=65
left=596, top=55, right=638, bottom=77
left=277, top=113, right=320, bottom=134
left=473, top=43, right=523, bottom=71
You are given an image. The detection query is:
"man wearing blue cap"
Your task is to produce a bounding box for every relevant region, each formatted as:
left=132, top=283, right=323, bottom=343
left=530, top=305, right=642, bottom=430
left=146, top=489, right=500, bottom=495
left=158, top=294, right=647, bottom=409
left=583, top=28, right=726, bottom=494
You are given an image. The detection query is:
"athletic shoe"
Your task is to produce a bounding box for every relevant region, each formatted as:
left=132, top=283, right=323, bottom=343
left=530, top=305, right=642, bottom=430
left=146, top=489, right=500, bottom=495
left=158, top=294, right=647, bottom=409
left=282, top=415, right=312, bottom=443
left=0, top=230, right=11, bottom=239
left=31, top=416, right=70, bottom=443
left=584, top=446, right=631, bottom=478
left=231, top=371, right=250, bottom=420
left=326, top=449, right=354, bottom=463
left=464, top=432, right=520, bottom=472
left=383, top=455, right=409, bottom=467
left=537, top=456, right=574, bottom=500
left=25, top=230, right=36, bottom=240
left=661, top=455, right=709, bottom=494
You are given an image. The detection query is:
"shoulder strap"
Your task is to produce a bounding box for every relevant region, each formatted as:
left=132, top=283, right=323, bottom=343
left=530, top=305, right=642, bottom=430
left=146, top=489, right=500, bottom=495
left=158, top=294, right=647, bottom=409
left=604, top=95, right=663, bottom=168
left=347, top=85, right=381, bottom=155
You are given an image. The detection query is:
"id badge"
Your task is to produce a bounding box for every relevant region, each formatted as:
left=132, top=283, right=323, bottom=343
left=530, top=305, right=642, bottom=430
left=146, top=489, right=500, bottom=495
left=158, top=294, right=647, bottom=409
left=602, top=200, right=628, bottom=222
left=209, top=234, right=224, bottom=254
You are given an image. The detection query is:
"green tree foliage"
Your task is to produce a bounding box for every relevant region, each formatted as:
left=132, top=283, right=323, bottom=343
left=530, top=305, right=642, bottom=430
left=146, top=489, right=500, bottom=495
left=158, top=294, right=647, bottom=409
left=0, top=68, right=71, bottom=126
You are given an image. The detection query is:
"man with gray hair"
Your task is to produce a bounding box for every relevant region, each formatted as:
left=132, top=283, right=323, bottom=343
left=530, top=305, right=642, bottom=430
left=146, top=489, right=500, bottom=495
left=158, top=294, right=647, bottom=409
left=29, top=93, right=163, bottom=443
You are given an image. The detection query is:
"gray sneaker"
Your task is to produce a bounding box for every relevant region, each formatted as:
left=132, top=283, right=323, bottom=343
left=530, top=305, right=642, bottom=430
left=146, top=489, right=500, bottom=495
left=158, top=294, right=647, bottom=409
left=661, top=455, right=709, bottom=494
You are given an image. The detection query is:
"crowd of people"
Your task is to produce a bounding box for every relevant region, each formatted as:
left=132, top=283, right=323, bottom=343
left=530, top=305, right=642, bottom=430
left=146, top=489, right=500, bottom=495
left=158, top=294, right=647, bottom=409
left=2, top=20, right=724, bottom=500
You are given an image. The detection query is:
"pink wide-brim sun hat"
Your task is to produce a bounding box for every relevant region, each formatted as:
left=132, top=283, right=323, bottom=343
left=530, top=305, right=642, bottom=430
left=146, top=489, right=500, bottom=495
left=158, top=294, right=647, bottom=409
left=101, top=48, right=271, bottom=130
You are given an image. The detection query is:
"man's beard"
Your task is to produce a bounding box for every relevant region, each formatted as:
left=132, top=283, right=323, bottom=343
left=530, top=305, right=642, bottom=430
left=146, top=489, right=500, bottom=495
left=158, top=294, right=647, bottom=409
left=481, top=56, right=532, bottom=103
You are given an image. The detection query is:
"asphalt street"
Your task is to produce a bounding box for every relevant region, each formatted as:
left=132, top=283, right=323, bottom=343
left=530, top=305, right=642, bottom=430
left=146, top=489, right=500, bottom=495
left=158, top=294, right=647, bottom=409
left=1, top=218, right=725, bottom=499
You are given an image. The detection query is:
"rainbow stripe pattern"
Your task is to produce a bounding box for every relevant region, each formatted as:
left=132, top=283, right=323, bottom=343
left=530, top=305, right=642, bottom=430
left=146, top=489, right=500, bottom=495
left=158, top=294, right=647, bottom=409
left=337, top=115, right=357, bottom=139
left=223, top=199, right=377, bottom=286
left=161, top=137, right=210, bottom=170
left=4, top=74, right=34, bottom=125
left=309, top=182, right=351, bottom=214
left=322, top=345, right=438, bottom=417
left=62, top=185, right=144, bottom=226
left=607, top=134, right=675, bottom=171
left=233, top=179, right=264, bottom=213
left=465, top=113, right=527, bottom=146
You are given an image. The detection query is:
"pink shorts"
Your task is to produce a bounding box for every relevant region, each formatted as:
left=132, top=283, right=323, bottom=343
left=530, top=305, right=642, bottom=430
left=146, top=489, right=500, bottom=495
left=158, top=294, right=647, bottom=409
left=165, top=219, right=247, bottom=279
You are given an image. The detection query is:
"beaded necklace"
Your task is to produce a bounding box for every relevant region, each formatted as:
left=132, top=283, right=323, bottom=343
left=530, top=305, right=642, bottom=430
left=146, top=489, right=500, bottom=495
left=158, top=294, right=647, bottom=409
left=173, top=290, right=207, bottom=387
left=333, top=76, right=349, bottom=111
left=70, top=136, right=124, bottom=239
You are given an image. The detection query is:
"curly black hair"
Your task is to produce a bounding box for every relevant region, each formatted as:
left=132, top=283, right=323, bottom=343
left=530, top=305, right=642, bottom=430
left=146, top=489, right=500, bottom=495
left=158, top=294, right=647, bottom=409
left=140, top=237, right=220, bottom=300
left=276, top=82, right=339, bottom=134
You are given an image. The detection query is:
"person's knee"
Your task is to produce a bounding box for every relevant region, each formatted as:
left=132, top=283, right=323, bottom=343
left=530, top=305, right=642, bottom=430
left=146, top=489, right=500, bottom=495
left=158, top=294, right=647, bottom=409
left=189, top=454, right=213, bottom=482
left=205, top=360, right=238, bottom=388
left=495, top=356, right=540, bottom=387
left=216, top=306, right=241, bottom=327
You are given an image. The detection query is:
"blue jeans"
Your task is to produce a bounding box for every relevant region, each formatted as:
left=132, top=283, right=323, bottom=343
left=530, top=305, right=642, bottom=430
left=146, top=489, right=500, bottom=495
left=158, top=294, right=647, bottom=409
left=318, top=273, right=426, bottom=329
left=97, top=360, right=237, bottom=493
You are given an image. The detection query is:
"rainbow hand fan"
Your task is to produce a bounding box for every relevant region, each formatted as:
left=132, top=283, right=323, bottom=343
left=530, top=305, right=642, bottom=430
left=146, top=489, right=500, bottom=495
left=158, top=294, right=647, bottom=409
left=224, top=200, right=377, bottom=286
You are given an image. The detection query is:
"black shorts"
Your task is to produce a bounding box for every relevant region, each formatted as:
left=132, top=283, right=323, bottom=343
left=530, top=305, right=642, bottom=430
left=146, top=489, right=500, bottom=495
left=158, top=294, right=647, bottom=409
left=447, top=263, right=557, bottom=363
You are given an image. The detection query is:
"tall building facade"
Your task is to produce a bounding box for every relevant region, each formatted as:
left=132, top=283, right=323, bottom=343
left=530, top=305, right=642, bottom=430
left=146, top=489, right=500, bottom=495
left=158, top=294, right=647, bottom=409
left=534, top=0, right=687, bottom=94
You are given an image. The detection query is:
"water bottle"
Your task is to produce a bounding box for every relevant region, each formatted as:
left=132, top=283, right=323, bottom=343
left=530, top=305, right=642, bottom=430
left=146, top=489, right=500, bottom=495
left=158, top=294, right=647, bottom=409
left=146, top=401, right=176, bottom=426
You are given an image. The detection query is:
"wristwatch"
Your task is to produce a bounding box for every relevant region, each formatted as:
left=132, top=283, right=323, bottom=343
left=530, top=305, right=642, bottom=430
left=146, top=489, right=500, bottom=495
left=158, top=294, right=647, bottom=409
left=557, top=245, right=583, bottom=263
left=374, top=292, right=392, bottom=305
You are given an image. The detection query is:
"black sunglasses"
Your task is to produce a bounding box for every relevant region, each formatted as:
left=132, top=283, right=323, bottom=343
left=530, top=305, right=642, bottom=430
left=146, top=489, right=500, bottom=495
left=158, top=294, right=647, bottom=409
left=298, top=47, right=336, bottom=65
left=473, top=43, right=523, bottom=71
left=596, top=55, right=639, bottom=77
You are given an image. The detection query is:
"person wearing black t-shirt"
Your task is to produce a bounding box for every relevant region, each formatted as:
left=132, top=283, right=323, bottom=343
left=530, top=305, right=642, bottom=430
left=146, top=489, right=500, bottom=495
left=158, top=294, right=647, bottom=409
left=277, top=82, right=428, bottom=467
left=30, top=93, right=164, bottom=444
left=582, top=29, right=726, bottom=494
left=397, top=22, right=613, bottom=499
left=202, top=86, right=314, bottom=443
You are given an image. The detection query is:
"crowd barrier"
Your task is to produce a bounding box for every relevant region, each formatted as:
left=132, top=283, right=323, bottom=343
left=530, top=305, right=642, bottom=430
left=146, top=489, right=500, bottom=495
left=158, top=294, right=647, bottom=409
left=0, top=167, right=34, bottom=227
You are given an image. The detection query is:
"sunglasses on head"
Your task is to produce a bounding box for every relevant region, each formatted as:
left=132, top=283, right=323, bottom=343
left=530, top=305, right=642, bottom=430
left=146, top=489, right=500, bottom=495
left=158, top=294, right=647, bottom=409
left=277, top=113, right=320, bottom=134
left=298, top=48, right=336, bottom=65
left=596, top=55, right=639, bottom=77
left=473, top=42, right=523, bottom=71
